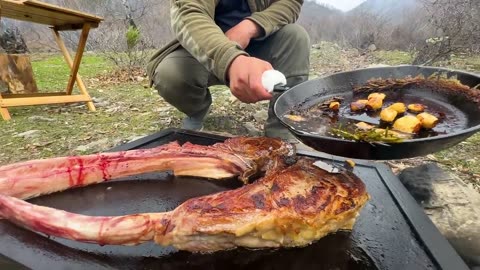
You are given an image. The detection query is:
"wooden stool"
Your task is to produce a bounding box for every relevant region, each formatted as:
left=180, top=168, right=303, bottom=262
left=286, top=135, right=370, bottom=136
left=0, top=0, right=103, bottom=120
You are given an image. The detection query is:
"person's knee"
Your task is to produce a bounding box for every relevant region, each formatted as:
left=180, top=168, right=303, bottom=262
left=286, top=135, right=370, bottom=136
left=278, top=24, right=310, bottom=50
left=153, top=59, right=187, bottom=102
left=274, top=24, right=310, bottom=85
left=152, top=55, right=211, bottom=116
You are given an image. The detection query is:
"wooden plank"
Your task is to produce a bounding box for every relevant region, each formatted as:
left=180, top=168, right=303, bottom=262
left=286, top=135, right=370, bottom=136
left=0, top=94, right=91, bottom=107
left=1, top=2, right=90, bottom=23
left=23, top=0, right=103, bottom=22
left=1, top=0, right=103, bottom=21
left=1, top=92, right=67, bottom=98
left=0, top=10, right=81, bottom=29
left=0, top=1, right=101, bottom=28
left=0, top=94, right=12, bottom=120
left=0, top=9, right=98, bottom=29
left=64, top=23, right=90, bottom=95
left=0, top=8, right=98, bottom=30
left=0, top=53, right=38, bottom=94
left=53, top=28, right=95, bottom=111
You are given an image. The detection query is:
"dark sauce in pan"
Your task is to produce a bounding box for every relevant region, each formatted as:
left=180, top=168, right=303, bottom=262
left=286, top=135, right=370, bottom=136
left=282, top=89, right=468, bottom=141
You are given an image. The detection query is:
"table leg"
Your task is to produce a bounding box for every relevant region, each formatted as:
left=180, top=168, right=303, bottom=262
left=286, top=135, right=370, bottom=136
left=0, top=94, right=12, bottom=121
left=53, top=25, right=95, bottom=112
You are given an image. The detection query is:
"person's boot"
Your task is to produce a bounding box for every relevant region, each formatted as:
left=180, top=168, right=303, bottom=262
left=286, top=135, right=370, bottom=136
left=182, top=105, right=211, bottom=131
left=264, top=89, right=317, bottom=152
left=264, top=93, right=313, bottom=150
left=264, top=93, right=296, bottom=140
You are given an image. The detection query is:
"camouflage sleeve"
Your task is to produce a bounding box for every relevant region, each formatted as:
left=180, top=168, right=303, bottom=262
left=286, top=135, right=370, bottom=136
left=247, top=0, right=303, bottom=39
left=170, top=0, right=249, bottom=83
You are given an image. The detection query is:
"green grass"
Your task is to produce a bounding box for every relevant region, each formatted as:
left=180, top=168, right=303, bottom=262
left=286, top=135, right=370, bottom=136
left=372, top=50, right=480, bottom=73
left=310, top=41, right=346, bottom=66
left=445, top=54, right=480, bottom=72
left=0, top=82, right=178, bottom=163
left=1, top=50, right=479, bottom=192
left=434, top=132, right=480, bottom=180
left=372, top=50, right=413, bottom=65
left=30, top=54, right=114, bottom=91
left=0, top=53, right=173, bottom=164
left=0, top=53, right=261, bottom=164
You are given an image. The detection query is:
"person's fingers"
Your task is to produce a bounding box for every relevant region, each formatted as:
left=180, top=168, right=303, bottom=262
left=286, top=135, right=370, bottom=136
left=248, top=65, right=274, bottom=102
left=232, top=79, right=255, bottom=103
left=228, top=56, right=275, bottom=103
left=249, top=77, right=271, bottom=101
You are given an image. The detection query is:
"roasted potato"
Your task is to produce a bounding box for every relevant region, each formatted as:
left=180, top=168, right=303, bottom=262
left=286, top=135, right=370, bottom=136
left=380, top=107, right=398, bottom=123
left=344, top=159, right=356, bottom=170
left=366, top=97, right=384, bottom=110
left=329, top=101, right=340, bottom=111
left=284, top=115, right=306, bottom=122
left=355, top=121, right=375, bottom=130
left=388, top=102, right=406, bottom=114
left=417, top=112, right=439, bottom=129
left=350, top=99, right=368, bottom=112
left=408, top=103, right=425, bottom=113
left=393, top=115, right=422, bottom=133
left=368, top=93, right=386, bottom=100
left=366, top=93, right=386, bottom=111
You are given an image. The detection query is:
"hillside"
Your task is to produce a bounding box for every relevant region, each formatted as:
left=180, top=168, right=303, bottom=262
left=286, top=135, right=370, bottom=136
left=298, top=1, right=342, bottom=20
left=349, top=0, right=421, bottom=24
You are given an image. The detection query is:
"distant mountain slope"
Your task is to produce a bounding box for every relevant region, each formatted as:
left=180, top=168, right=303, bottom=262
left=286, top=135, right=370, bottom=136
left=348, top=0, right=420, bottom=24
left=298, top=1, right=342, bottom=23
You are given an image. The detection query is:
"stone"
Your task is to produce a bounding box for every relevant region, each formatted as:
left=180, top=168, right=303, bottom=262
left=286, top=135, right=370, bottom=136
left=74, top=138, right=110, bottom=152
left=254, top=110, right=268, bottom=123
left=92, top=97, right=104, bottom=103
left=92, top=97, right=111, bottom=107
left=14, top=130, right=41, bottom=139
left=366, top=64, right=391, bottom=69
left=398, top=163, right=480, bottom=268
left=368, top=44, right=377, bottom=51
left=243, top=122, right=263, bottom=136
left=398, top=164, right=437, bottom=205
left=154, top=107, right=170, bottom=113
left=28, top=116, right=55, bottom=122
left=74, top=145, right=89, bottom=152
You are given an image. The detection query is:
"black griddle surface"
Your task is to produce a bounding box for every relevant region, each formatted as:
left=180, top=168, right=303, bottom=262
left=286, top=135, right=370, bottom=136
left=0, top=129, right=469, bottom=270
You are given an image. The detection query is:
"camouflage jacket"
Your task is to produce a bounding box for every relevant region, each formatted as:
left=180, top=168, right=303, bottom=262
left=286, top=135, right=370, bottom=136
left=146, top=0, right=304, bottom=87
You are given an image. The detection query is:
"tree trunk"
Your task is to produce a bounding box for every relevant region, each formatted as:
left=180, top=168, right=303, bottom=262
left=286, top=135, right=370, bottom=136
left=0, top=54, right=38, bottom=94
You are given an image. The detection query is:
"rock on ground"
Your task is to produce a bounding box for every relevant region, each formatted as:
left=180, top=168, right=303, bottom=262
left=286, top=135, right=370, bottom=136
left=28, top=116, right=55, bottom=122
left=243, top=122, right=263, bottom=136
left=14, top=130, right=41, bottom=139
left=398, top=163, right=480, bottom=268
left=75, top=138, right=121, bottom=153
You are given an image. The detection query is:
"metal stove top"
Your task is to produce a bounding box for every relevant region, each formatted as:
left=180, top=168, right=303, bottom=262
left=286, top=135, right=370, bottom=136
left=0, top=128, right=469, bottom=270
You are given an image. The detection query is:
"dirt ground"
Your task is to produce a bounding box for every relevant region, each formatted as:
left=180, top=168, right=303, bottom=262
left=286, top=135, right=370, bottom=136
left=1, top=42, right=479, bottom=191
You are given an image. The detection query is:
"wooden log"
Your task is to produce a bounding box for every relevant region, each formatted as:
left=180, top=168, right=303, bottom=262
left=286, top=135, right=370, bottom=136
left=0, top=53, right=38, bottom=94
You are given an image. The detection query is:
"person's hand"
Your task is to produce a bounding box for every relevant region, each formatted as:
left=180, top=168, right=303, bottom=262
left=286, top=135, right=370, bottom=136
left=228, top=55, right=273, bottom=103
left=225, top=19, right=261, bottom=49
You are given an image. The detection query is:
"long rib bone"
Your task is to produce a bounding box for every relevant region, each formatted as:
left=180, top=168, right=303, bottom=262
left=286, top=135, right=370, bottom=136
left=0, top=194, right=164, bottom=246
left=0, top=137, right=294, bottom=201
left=0, top=158, right=369, bottom=252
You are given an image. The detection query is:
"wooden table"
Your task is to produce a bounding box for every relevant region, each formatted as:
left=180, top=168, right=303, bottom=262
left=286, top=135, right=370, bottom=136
left=0, top=0, right=103, bottom=120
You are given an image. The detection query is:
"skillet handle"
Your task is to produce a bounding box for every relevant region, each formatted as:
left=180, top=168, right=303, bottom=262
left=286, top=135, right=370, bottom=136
left=272, top=84, right=290, bottom=93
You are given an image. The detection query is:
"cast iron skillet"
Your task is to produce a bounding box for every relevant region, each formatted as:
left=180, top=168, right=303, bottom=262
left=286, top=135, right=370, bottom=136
left=273, top=65, right=480, bottom=160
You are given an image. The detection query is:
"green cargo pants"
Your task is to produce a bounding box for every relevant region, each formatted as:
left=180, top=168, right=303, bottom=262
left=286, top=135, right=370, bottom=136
left=152, top=24, right=310, bottom=139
